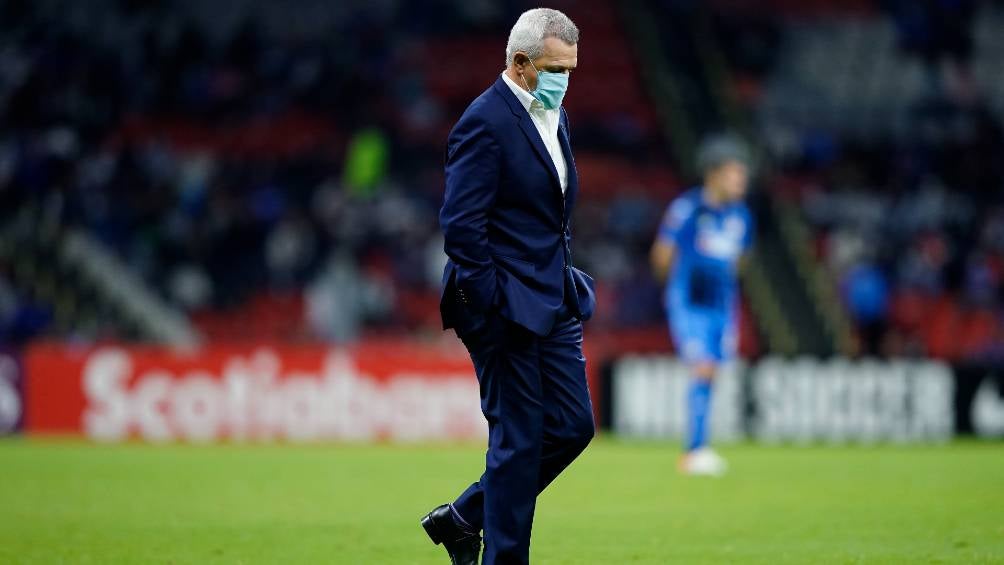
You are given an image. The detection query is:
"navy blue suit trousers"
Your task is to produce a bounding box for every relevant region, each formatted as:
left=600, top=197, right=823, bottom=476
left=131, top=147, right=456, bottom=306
left=450, top=297, right=594, bottom=564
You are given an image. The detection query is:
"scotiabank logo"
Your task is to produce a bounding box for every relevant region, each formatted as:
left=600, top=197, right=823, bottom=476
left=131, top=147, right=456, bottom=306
left=26, top=345, right=485, bottom=443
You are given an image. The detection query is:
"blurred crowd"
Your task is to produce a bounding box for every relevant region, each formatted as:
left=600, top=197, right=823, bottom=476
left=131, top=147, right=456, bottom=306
left=791, top=102, right=1004, bottom=361
left=1, top=0, right=1002, bottom=362
left=775, top=0, right=1004, bottom=362
left=0, top=0, right=672, bottom=344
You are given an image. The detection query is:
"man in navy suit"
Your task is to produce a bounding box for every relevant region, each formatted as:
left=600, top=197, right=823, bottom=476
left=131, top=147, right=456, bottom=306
left=420, top=8, right=596, bottom=565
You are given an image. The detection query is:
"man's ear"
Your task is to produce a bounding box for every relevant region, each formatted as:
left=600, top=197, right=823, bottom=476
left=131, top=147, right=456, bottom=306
left=513, top=52, right=530, bottom=69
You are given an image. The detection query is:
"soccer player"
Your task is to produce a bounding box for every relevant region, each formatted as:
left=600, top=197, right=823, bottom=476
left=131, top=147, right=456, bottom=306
left=649, top=135, right=753, bottom=476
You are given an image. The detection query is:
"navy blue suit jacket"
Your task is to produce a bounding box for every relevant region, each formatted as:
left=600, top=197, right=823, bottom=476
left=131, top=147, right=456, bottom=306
left=440, top=76, right=596, bottom=336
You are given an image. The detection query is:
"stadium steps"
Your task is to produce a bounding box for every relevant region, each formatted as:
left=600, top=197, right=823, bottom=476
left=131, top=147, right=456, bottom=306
left=0, top=207, right=141, bottom=340
left=1, top=205, right=200, bottom=345
left=616, top=0, right=701, bottom=174
left=750, top=197, right=835, bottom=355
left=772, top=199, right=855, bottom=355
left=742, top=245, right=797, bottom=355
left=59, top=229, right=201, bottom=346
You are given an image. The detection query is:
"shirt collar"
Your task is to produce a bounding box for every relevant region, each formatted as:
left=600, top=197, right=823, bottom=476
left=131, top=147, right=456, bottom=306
left=501, top=71, right=544, bottom=113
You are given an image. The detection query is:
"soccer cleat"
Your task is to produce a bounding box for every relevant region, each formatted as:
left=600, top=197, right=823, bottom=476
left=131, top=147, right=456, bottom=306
left=679, top=447, right=728, bottom=477
left=421, top=504, right=481, bottom=565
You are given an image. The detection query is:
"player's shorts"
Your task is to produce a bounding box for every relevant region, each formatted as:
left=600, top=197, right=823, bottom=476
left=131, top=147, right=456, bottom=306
left=668, top=305, right=736, bottom=364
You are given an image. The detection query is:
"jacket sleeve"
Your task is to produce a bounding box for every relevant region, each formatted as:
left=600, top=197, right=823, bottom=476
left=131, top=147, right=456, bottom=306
left=439, top=113, right=500, bottom=313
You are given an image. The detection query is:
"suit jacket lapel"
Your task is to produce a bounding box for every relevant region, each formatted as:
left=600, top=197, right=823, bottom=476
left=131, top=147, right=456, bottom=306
left=516, top=112, right=563, bottom=196
left=558, top=119, right=576, bottom=223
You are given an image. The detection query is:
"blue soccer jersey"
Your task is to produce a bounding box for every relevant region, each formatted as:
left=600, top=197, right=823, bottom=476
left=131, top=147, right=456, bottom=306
left=657, top=187, right=752, bottom=362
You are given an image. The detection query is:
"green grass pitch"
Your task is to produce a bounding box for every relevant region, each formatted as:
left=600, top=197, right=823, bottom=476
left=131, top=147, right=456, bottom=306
left=0, top=438, right=1001, bottom=564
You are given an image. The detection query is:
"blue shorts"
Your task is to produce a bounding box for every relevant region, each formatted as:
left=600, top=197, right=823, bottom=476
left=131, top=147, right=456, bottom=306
left=668, top=306, right=736, bottom=364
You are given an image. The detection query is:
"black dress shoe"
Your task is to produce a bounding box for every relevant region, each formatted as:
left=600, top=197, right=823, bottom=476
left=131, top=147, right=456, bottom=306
left=421, top=504, right=481, bottom=565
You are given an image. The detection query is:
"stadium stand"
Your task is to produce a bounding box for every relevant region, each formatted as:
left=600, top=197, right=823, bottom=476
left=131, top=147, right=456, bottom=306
left=754, top=0, right=1004, bottom=361
left=1, top=0, right=1001, bottom=364
left=0, top=0, right=680, bottom=346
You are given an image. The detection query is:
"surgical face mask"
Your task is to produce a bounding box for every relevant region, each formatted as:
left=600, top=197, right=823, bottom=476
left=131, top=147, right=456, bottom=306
left=523, top=59, right=568, bottom=110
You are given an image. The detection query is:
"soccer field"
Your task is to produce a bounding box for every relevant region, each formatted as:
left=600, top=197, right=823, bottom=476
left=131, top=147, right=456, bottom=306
left=0, top=439, right=1001, bottom=564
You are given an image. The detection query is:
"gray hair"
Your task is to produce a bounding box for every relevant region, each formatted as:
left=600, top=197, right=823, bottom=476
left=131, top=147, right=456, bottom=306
left=505, top=8, right=579, bottom=67
left=697, top=133, right=753, bottom=175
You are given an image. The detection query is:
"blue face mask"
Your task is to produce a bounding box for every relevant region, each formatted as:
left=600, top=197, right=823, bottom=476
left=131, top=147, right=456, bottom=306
left=526, top=60, right=568, bottom=110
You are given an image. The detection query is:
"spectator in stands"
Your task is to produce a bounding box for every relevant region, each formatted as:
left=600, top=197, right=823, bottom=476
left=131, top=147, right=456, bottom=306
left=842, top=260, right=890, bottom=355
left=883, top=0, right=978, bottom=102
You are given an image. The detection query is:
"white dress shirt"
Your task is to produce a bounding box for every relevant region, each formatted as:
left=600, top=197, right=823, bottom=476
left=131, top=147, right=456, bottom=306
left=500, top=71, right=568, bottom=194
